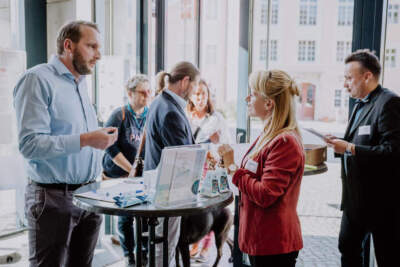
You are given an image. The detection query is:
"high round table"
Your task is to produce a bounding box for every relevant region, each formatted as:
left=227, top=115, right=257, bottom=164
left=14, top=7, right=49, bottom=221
left=303, top=163, right=328, bottom=176
left=73, top=179, right=234, bottom=267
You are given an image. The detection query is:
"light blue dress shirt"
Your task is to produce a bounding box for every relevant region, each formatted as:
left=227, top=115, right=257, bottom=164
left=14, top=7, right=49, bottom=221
left=13, top=55, right=102, bottom=184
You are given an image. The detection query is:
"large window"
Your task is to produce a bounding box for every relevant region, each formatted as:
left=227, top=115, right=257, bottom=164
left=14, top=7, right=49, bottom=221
left=338, top=0, right=354, bottom=26
left=96, top=0, right=137, bottom=124
left=252, top=0, right=354, bottom=139
left=199, top=0, right=239, bottom=142
left=165, top=0, right=198, bottom=70
left=383, top=0, right=400, bottom=95
left=250, top=2, right=355, bottom=264
left=299, top=0, right=317, bottom=25
left=206, top=0, right=217, bottom=20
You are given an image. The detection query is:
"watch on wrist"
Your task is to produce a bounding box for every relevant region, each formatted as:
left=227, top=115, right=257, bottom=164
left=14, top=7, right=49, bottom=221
left=345, top=143, right=353, bottom=156
left=228, top=164, right=238, bottom=174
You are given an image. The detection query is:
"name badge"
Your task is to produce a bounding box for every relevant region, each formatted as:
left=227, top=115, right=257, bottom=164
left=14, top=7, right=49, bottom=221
left=245, top=159, right=258, bottom=174
left=358, top=125, right=371, bottom=136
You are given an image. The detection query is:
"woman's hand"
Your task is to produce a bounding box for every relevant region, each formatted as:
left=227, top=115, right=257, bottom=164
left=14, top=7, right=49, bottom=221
left=209, top=131, right=220, bottom=144
left=217, top=144, right=235, bottom=166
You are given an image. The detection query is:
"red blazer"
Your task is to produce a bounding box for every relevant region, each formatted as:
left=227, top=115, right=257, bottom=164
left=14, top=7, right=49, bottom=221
left=232, top=131, right=305, bottom=256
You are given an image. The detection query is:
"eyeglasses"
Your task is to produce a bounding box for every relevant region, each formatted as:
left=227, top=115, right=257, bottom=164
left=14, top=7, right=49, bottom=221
left=134, top=90, right=152, bottom=97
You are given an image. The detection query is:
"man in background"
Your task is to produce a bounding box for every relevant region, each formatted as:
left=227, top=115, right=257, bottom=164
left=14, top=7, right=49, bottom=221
left=144, top=61, right=200, bottom=266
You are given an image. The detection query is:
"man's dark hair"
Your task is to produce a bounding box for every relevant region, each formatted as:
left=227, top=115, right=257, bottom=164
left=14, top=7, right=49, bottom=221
left=57, top=20, right=99, bottom=55
left=345, top=49, right=381, bottom=79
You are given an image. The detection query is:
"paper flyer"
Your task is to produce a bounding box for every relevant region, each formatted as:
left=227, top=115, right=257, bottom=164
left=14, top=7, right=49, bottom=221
left=154, top=145, right=206, bottom=206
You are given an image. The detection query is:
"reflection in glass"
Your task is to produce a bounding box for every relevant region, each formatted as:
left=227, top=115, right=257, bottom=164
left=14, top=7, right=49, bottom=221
left=383, top=0, right=400, bottom=95
left=199, top=0, right=240, bottom=143
left=97, top=0, right=137, bottom=123
left=165, top=0, right=198, bottom=70
left=251, top=0, right=354, bottom=140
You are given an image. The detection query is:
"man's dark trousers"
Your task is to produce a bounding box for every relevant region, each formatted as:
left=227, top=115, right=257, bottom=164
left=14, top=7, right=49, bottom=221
left=25, top=183, right=102, bottom=267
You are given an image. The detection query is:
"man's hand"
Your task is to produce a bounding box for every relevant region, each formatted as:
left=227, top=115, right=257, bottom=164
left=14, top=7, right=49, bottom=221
left=326, top=138, right=353, bottom=155
left=217, top=144, right=235, bottom=166
left=324, top=134, right=337, bottom=141
left=80, top=127, right=118, bottom=150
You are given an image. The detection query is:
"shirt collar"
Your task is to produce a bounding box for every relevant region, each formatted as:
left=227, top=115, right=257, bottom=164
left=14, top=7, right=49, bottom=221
left=164, top=89, right=187, bottom=111
left=49, top=55, right=85, bottom=83
left=355, top=85, right=380, bottom=104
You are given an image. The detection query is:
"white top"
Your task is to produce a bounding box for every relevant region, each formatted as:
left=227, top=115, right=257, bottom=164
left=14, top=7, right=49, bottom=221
left=188, top=111, right=234, bottom=144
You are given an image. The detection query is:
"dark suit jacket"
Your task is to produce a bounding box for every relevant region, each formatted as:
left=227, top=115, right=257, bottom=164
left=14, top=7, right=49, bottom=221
left=144, top=91, right=195, bottom=171
left=340, top=85, right=400, bottom=222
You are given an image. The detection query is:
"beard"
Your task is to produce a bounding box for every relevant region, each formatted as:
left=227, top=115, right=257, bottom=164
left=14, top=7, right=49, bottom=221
left=72, top=49, right=92, bottom=75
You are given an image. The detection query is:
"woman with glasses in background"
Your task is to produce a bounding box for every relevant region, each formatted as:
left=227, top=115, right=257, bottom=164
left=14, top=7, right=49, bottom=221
left=186, top=79, right=233, bottom=263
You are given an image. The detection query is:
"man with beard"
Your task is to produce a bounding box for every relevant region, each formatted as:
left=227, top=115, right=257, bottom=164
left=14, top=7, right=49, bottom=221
left=13, top=21, right=118, bottom=266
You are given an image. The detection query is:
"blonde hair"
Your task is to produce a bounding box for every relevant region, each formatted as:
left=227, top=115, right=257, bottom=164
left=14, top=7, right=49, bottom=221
left=156, top=61, right=200, bottom=95
left=248, top=69, right=301, bottom=158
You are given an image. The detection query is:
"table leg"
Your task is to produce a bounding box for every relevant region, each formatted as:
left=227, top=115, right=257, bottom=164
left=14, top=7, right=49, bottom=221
left=163, top=217, right=169, bottom=267
left=148, top=218, right=159, bottom=267
left=135, top=216, right=143, bottom=267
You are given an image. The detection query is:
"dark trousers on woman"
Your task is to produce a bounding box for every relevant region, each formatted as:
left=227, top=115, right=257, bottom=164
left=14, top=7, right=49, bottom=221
left=249, top=251, right=299, bottom=267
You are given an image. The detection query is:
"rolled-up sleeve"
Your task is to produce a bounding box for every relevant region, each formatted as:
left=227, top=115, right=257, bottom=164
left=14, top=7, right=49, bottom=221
left=232, top=137, right=302, bottom=208
left=13, top=73, right=81, bottom=160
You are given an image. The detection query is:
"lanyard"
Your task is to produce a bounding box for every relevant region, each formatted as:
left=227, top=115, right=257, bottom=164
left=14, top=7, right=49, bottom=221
left=126, top=104, right=147, bottom=132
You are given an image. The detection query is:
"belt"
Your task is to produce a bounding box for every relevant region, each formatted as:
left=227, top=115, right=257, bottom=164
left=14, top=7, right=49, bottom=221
left=29, top=179, right=95, bottom=191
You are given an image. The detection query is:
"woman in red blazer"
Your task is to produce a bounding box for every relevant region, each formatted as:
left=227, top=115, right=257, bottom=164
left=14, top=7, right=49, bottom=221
left=219, top=70, right=305, bottom=267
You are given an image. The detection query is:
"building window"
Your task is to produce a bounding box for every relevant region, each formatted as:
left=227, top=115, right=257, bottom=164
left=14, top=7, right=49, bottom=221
left=270, top=40, right=278, bottom=61
left=260, top=40, right=268, bottom=61
left=338, top=0, right=353, bottom=26
left=299, top=0, right=317, bottom=25
left=336, top=41, right=351, bottom=62
left=271, top=0, right=279, bottom=25
left=206, top=44, right=217, bottom=64
left=261, top=0, right=268, bottom=24
left=207, top=0, right=217, bottom=20
left=298, top=40, right=316, bottom=62
left=388, top=4, right=399, bottom=24
left=385, top=48, right=397, bottom=68
left=334, top=89, right=342, bottom=107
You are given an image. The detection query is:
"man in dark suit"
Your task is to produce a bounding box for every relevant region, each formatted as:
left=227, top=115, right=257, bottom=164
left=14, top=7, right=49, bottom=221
left=327, top=49, right=400, bottom=267
left=144, top=61, right=200, bottom=266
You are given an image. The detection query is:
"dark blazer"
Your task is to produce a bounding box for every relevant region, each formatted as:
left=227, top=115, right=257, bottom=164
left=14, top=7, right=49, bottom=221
left=144, top=91, right=195, bottom=171
left=340, top=85, right=400, bottom=222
